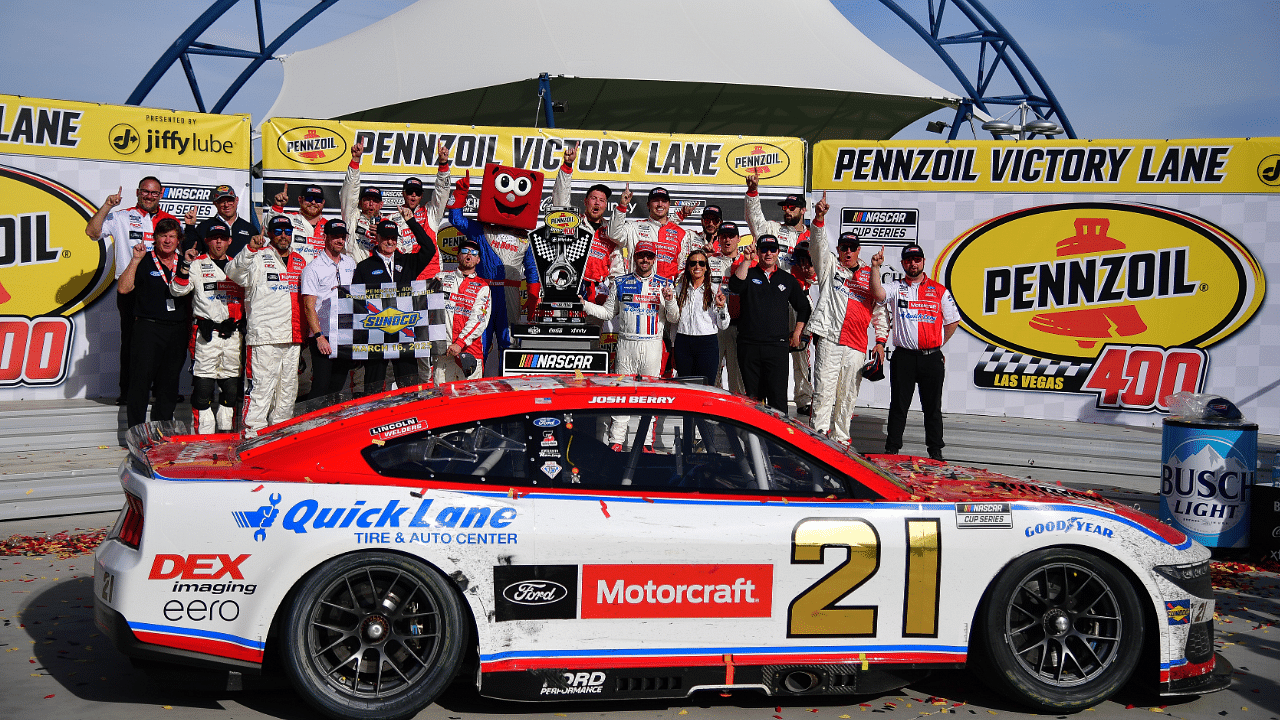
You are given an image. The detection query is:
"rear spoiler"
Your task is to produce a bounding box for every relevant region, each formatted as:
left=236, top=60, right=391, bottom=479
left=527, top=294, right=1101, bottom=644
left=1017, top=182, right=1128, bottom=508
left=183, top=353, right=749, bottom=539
left=124, top=420, right=190, bottom=478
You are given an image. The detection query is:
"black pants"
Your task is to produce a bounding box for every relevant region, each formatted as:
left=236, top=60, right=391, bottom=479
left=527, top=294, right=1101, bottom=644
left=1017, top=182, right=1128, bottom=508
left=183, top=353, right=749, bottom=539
left=117, top=291, right=134, bottom=397
left=886, top=348, right=946, bottom=453
left=308, top=344, right=353, bottom=400
left=674, top=333, right=719, bottom=386
left=737, top=341, right=789, bottom=413
left=362, top=356, right=418, bottom=396
left=126, top=318, right=188, bottom=427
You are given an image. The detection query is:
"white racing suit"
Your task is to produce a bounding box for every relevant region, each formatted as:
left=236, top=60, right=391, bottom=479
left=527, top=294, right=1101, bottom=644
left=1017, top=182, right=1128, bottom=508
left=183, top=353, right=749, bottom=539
left=261, top=207, right=332, bottom=267
left=583, top=271, right=679, bottom=446
left=226, top=244, right=306, bottom=433
left=806, top=222, right=890, bottom=444
left=433, top=269, right=491, bottom=384
left=606, top=212, right=702, bottom=282
left=340, top=161, right=451, bottom=270
left=170, top=255, right=244, bottom=433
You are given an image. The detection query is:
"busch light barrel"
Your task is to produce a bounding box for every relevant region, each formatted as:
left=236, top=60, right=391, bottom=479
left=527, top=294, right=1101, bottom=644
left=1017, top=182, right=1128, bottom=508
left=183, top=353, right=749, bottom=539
left=1160, top=417, right=1257, bottom=548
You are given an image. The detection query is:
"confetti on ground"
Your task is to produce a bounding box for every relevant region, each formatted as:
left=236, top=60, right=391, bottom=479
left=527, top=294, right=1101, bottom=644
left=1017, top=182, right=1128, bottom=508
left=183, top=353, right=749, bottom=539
left=0, top=530, right=107, bottom=559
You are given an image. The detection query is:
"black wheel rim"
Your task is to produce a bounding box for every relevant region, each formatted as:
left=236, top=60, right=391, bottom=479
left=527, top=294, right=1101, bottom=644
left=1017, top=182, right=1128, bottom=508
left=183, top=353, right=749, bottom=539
left=305, top=565, right=444, bottom=699
left=1003, top=561, right=1123, bottom=687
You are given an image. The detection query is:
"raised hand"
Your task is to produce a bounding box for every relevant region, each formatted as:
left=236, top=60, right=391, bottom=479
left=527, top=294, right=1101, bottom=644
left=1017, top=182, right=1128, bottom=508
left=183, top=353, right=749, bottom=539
left=745, top=169, right=759, bottom=193
left=273, top=183, right=289, bottom=207
left=184, top=207, right=198, bottom=225
left=563, top=143, right=577, bottom=167
left=872, top=245, right=885, bottom=269
left=104, top=186, right=123, bottom=210
left=662, top=285, right=675, bottom=301
left=715, top=291, right=727, bottom=309
left=398, top=204, right=413, bottom=220
left=351, top=138, right=364, bottom=164
left=131, top=242, right=146, bottom=259
left=437, top=140, right=450, bottom=166
left=814, top=191, right=830, bottom=220
left=184, top=248, right=199, bottom=263
left=248, top=234, right=267, bottom=251
left=619, top=183, right=632, bottom=209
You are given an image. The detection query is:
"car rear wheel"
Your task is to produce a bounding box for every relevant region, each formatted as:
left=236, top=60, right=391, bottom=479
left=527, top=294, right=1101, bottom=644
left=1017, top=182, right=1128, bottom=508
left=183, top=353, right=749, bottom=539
left=282, top=552, right=466, bottom=720
left=974, top=548, right=1145, bottom=712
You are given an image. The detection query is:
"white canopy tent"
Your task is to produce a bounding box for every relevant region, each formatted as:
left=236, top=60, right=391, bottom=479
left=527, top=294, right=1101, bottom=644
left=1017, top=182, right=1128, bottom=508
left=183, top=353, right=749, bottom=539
left=265, top=0, right=960, bottom=142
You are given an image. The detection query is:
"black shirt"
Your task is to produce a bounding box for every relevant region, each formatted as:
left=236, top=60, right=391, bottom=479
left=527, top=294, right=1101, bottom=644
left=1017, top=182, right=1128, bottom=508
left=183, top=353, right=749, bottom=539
left=351, top=217, right=438, bottom=287
left=131, top=253, right=191, bottom=323
left=727, top=264, right=812, bottom=345
left=185, top=216, right=256, bottom=257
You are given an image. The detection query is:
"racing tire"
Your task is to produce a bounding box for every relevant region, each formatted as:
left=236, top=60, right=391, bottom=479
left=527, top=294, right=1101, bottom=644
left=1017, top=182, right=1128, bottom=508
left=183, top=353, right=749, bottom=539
left=973, top=548, right=1145, bottom=712
left=282, top=552, right=467, bottom=720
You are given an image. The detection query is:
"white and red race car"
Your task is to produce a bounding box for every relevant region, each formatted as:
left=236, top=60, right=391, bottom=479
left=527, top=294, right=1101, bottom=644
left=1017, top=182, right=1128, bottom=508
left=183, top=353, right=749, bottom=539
left=95, top=377, right=1229, bottom=720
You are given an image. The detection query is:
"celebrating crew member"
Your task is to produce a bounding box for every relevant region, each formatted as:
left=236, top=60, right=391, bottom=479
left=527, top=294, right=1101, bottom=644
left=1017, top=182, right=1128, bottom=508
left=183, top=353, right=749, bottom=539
left=883, top=243, right=959, bottom=460
left=789, top=241, right=819, bottom=416
left=170, top=221, right=244, bottom=433
left=580, top=240, right=679, bottom=450
left=432, top=237, right=491, bottom=384
left=264, top=183, right=334, bottom=266
left=728, top=233, right=812, bottom=413
left=299, top=219, right=357, bottom=400
left=227, top=216, right=307, bottom=433
left=85, top=177, right=177, bottom=405
left=608, top=185, right=701, bottom=281
left=711, top=221, right=749, bottom=394
left=350, top=208, right=439, bottom=395
left=806, top=194, right=889, bottom=445
left=341, top=140, right=453, bottom=266
left=183, top=184, right=254, bottom=257
left=672, top=249, right=730, bottom=385
left=686, top=203, right=724, bottom=249
left=553, top=144, right=624, bottom=301
left=117, top=217, right=190, bottom=428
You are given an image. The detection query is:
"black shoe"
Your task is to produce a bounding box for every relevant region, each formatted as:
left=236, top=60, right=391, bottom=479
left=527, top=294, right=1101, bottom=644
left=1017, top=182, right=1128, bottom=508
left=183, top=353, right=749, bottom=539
left=115, top=396, right=127, bottom=406
left=884, top=446, right=900, bottom=455
left=928, top=448, right=945, bottom=461
left=176, top=394, right=185, bottom=402
left=796, top=405, right=812, bottom=416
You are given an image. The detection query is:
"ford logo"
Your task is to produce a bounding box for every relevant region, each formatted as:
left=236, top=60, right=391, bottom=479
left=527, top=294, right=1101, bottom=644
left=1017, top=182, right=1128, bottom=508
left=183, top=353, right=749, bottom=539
left=532, top=417, right=560, bottom=428
left=502, top=580, right=568, bottom=605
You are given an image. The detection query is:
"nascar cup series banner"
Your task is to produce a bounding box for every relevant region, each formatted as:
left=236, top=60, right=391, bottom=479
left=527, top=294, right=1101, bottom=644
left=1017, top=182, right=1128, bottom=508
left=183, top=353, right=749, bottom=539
left=261, top=117, right=806, bottom=268
left=0, top=94, right=251, bottom=400
left=812, top=138, right=1275, bottom=429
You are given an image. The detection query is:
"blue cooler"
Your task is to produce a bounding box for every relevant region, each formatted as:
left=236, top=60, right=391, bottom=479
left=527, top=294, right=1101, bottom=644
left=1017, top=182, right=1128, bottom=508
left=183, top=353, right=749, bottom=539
left=1160, top=417, right=1258, bottom=548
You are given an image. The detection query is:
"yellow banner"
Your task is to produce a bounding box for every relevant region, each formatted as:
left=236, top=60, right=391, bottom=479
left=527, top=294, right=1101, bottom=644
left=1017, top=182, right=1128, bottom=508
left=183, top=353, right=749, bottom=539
left=0, top=94, right=250, bottom=168
left=812, top=138, right=1280, bottom=193
left=262, top=118, right=806, bottom=187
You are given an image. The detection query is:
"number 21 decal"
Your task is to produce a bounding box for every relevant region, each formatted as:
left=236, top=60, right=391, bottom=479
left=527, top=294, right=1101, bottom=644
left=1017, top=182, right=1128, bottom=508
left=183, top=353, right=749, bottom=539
left=787, top=518, right=941, bottom=638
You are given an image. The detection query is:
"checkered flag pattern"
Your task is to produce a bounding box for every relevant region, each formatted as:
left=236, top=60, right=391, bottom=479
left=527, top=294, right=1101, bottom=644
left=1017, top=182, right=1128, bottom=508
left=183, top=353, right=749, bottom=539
left=530, top=231, right=591, bottom=265
left=977, top=345, right=1093, bottom=378
left=330, top=281, right=448, bottom=360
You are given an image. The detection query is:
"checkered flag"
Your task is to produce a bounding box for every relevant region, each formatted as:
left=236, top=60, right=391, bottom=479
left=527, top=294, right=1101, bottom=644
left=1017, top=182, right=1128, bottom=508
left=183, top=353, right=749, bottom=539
left=973, top=344, right=1094, bottom=393
left=330, top=280, right=448, bottom=360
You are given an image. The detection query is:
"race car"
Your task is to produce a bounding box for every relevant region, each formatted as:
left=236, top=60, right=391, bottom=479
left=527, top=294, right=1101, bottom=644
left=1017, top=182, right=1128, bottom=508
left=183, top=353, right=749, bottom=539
left=94, top=377, right=1230, bottom=720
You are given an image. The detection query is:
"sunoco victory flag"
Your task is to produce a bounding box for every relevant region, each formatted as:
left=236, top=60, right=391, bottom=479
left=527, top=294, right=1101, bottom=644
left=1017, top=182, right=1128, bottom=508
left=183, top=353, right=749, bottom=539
left=330, top=281, right=447, bottom=360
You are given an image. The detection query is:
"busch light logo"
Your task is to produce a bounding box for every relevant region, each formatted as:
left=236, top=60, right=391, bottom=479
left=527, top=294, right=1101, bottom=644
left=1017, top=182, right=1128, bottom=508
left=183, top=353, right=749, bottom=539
left=232, top=493, right=282, bottom=542
left=1160, top=427, right=1256, bottom=548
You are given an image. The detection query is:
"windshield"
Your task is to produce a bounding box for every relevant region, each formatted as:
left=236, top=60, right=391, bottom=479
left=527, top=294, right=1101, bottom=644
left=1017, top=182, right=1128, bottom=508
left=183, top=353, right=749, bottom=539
left=778, top=414, right=910, bottom=492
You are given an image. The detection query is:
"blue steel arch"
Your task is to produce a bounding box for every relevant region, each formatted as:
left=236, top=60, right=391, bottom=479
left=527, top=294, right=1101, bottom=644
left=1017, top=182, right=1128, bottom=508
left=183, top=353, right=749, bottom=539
left=874, top=0, right=1076, bottom=139
left=125, top=0, right=341, bottom=114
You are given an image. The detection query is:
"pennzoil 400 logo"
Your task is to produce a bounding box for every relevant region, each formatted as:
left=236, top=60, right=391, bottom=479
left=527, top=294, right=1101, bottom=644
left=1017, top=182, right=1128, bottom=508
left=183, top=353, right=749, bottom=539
left=938, top=202, right=1265, bottom=412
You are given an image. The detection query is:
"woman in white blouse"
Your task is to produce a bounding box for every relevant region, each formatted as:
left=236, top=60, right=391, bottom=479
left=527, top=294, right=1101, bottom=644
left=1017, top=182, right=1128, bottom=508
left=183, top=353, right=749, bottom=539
left=673, top=249, right=731, bottom=385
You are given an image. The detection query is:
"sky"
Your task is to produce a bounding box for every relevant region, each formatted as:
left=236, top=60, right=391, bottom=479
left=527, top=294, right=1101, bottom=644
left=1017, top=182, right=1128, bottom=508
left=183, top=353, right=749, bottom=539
left=1, top=0, right=1276, bottom=142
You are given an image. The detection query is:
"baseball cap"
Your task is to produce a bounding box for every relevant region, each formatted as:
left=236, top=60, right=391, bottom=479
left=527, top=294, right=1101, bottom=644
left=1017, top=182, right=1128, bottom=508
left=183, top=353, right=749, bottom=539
left=376, top=218, right=399, bottom=239
left=716, top=220, right=739, bottom=236
left=793, top=241, right=811, bottom=263
left=267, top=216, right=293, bottom=234
left=778, top=194, right=806, bottom=208
left=702, top=204, right=722, bottom=218
left=457, top=352, right=478, bottom=376
left=861, top=353, right=885, bottom=381
left=837, top=232, right=861, bottom=249
left=756, top=234, right=780, bottom=251
left=212, top=184, right=236, bottom=201
left=634, top=240, right=657, bottom=257
left=361, top=186, right=383, bottom=201
left=648, top=187, right=670, bottom=201
left=901, top=243, right=926, bottom=260
left=205, top=221, right=231, bottom=238
left=403, top=177, right=424, bottom=193
left=457, top=237, right=482, bottom=254
left=324, top=219, right=348, bottom=237
left=301, top=185, right=325, bottom=202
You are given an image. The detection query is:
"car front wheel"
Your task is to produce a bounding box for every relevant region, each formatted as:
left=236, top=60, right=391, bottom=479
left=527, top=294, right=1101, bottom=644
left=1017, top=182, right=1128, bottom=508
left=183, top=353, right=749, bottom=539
left=282, top=552, right=466, bottom=720
left=974, top=547, right=1145, bottom=712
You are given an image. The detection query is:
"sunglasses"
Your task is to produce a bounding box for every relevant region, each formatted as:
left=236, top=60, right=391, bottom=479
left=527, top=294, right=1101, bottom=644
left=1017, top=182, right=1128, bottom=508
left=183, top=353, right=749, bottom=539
left=634, top=252, right=656, bottom=259
left=686, top=260, right=708, bottom=267
left=301, top=194, right=325, bottom=203
left=903, top=255, right=925, bottom=263
left=271, top=228, right=293, bottom=236
left=838, top=244, right=859, bottom=252
left=458, top=248, right=479, bottom=256
left=403, top=188, right=424, bottom=196
left=758, top=246, right=779, bottom=253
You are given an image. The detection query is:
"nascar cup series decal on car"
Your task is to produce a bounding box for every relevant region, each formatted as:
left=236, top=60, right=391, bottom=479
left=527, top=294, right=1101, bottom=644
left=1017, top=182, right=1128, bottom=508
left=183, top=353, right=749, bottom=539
left=275, top=125, right=348, bottom=165
left=955, top=502, right=1012, bottom=528
left=937, top=202, right=1265, bottom=411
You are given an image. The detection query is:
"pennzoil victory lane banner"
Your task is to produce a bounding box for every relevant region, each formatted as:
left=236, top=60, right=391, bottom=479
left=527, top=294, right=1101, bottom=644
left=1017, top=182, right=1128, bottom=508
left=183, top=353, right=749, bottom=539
left=260, top=118, right=806, bottom=271
left=0, top=94, right=251, bottom=399
left=812, top=138, right=1274, bottom=429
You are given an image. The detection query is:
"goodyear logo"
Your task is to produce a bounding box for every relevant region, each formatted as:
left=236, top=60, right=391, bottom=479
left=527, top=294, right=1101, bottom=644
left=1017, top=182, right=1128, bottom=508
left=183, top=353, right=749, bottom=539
left=725, top=142, right=790, bottom=180
left=1165, top=599, right=1190, bottom=625
left=938, top=203, right=1265, bottom=362
left=277, top=126, right=348, bottom=165
left=362, top=307, right=421, bottom=334
left=546, top=210, right=580, bottom=232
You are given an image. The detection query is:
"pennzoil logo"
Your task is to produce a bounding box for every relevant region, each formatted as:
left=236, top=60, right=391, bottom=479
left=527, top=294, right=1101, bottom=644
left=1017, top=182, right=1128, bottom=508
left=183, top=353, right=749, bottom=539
left=545, top=210, right=580, bottom=231
left=362, top=307, right=421, bottom=334
left=437, top=226, right=462, bottom=262
left=277, top=126, right=348, bottom=165
left=939, top=203, right=1264, bottom=412
left=725, top=142, right=790, bottom=180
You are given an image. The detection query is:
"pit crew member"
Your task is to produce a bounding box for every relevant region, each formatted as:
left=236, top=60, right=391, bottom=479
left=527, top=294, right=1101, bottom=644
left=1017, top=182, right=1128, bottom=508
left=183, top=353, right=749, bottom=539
left=433, top=236, right=491, bottom=384
left=300, top=219, right=357, bottom=400
left=264, top=183, right=334, bottom=266
left=553, top=144, right=624, bottom=300
left=183, top=184, right=254, bottom=257
left=608, top=185, right=702, bottom=281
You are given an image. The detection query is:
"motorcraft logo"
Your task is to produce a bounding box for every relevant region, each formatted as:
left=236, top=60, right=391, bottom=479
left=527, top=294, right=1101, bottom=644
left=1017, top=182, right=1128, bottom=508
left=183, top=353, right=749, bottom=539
left=725, top=142, right=791, bottom=180
left=362, top=307, right=421, bottom=334
left=939, top=203, right=1264, bottom=411
left=277, top=126, right=348, bottom=165
left=494, top=565, right=578, bottom=621
left=581, top=564, right=772, bottom=619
